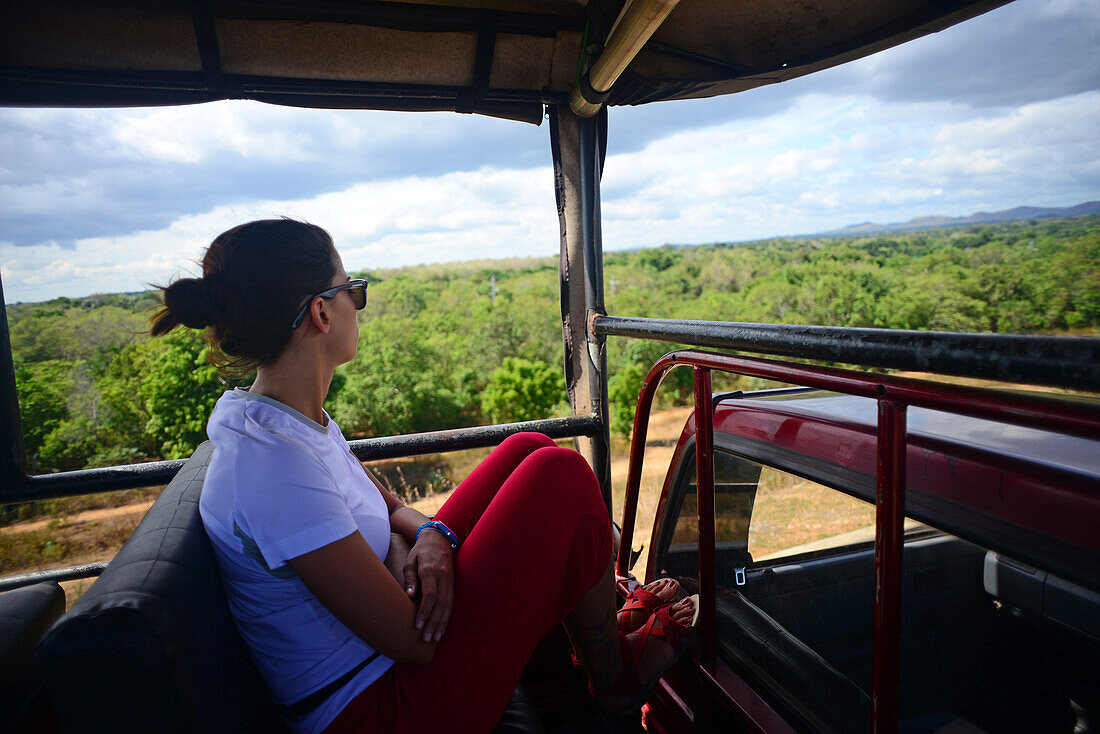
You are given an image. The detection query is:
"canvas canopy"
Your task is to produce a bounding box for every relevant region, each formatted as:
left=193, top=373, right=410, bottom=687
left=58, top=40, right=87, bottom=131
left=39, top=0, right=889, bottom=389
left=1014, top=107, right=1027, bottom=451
left=2, top=0, right=1008, bottom=123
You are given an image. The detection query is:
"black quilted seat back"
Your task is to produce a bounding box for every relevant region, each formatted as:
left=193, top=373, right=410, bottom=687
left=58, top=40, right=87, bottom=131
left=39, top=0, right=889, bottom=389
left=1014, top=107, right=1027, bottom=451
left=35, top=442, right=288, bottom=734
left=0, top=581, right=65, bottom=731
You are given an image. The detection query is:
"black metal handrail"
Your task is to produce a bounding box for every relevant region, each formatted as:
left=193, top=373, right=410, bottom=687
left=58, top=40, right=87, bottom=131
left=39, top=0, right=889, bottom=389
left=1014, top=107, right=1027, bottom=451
left=594, top=316, right=1100, bottom=391
left=0, top=562, right=110, bottom=594
left=1, top=415, right=600, bottom=504
left=4, top=458, right=189, bottom=505
left=0, top=415, right=602, bottom=591
left=348, top=414, right=600, bottom=460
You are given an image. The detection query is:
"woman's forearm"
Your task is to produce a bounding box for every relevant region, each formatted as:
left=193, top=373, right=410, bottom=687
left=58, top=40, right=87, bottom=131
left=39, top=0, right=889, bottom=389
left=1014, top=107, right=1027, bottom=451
left=390, top=505, right=432, bottom=545
left=384, top=532, right=410, bottom=585
left=288, top=533, right=437, bottom=664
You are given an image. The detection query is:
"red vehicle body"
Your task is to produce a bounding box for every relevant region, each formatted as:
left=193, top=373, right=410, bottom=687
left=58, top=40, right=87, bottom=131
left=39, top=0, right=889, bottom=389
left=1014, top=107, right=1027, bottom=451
left=619, top=351, right=1100, bottom=734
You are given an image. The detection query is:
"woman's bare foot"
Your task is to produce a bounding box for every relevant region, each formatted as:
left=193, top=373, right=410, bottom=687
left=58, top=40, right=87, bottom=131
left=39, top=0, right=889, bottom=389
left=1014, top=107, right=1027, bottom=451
left=618, top=578, right=684, bottom=634
left=594, top=596, right=698, bottom=714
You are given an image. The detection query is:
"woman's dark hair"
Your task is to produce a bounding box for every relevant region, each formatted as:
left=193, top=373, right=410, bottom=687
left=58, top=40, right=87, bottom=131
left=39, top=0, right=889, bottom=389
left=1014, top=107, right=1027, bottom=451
left=151, top=219, right=338, bottom=373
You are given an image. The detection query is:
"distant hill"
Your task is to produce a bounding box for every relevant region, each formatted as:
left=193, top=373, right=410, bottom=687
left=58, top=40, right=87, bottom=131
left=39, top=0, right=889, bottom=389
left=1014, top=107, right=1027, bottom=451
left=812, top=201, right=1100, bottom=237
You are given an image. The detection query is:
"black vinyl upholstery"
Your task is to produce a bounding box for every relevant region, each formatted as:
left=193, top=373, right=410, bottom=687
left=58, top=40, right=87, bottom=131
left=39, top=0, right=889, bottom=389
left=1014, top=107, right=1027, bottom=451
left=0, top=581, right=65, bottom=731
left=493, top=685, right=547, bottom=734
left=718, top=590, right=871, bottom=734
left=34, top=440, right=545, bottom=734
left=35, top=442, right=287, bottom=734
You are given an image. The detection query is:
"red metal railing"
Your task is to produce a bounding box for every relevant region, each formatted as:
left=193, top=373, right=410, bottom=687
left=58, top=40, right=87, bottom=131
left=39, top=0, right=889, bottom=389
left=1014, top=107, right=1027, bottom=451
left=616, top=349, right=1100, bottom=734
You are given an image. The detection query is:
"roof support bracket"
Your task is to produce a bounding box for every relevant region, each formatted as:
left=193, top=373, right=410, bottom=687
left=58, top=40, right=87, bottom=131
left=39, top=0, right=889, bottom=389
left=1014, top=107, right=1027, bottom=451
left=570, top=0, right=681, bottom=116
left=458, top=12, right=498, bottom=114
left=190, top=0, right=227, bottom=98
left=576, top=70, right=611, bottom=107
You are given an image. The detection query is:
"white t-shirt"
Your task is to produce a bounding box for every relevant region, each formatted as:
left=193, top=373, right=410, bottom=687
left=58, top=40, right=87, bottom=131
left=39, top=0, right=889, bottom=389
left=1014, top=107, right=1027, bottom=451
left=200, top=388, right=395, bottom=734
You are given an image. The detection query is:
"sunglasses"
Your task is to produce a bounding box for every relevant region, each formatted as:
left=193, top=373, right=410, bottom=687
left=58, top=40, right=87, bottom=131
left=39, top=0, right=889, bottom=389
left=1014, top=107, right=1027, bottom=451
left=291, top=279, right=368, bottom=329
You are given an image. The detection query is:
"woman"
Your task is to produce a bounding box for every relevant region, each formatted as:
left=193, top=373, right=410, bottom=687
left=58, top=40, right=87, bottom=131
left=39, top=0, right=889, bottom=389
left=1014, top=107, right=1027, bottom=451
left=152, top=219, right=696, bottom=734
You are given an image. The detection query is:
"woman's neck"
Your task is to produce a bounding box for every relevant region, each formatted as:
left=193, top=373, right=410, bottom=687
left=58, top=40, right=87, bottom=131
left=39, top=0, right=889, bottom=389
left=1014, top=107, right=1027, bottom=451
left=249, top=356, right=333, bottom=426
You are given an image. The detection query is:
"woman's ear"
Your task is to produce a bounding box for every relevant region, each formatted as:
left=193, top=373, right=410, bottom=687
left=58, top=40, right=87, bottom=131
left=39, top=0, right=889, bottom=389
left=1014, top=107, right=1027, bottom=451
left=308, top=297, right=334, bottom=334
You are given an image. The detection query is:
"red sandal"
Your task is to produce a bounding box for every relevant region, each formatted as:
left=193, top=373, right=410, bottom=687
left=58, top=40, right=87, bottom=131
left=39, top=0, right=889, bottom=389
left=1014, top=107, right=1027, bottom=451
left=590, top=594, right=700, bottom=715
left=617, top=578, right=685, bottom=634
left=571, top=579, right=685, bottom=669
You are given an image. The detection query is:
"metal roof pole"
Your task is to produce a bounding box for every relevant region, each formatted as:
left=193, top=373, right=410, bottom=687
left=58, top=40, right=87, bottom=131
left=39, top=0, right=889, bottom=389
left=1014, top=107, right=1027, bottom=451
left=570, top=0, right=682, bottom=117
left=550, top=106, right=612, bottom=511
left=0, top=272, right=28, bottom=493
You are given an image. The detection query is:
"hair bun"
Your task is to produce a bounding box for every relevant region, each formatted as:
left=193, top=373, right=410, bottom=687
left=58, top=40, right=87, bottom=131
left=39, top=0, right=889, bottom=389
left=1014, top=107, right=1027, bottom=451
left=151, top=219, right=336, bottom=370
left=162, top=277, right=220, bottom=329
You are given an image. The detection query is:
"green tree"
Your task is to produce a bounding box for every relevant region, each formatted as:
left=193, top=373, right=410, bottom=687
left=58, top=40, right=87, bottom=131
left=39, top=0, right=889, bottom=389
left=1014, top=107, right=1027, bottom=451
left=331, top=318, right=470, bottom=436
left=38, top=415, right=99, bottom=471
left=137, top=331, right=229, bottom=459
left=634, top=247, right=679, bottom=273
left=480, top=358, right=563, bottom=424
left=96, top=343, right=157, bottom=460
left=609, top=363, right=646, bottom=437
left=6, top=215, right=1098, bottom=473
left=10, top=305, right=145, bottom=370
left=13, top=360, right=74, bottom=472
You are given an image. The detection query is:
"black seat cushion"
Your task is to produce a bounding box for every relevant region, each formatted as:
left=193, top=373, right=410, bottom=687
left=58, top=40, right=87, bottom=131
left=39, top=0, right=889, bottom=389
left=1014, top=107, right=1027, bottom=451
left=35, top=442, right=287, bottom=734
left=0, top=581, right=65, bottom=728
left=493, top=685, right=547, bottom=734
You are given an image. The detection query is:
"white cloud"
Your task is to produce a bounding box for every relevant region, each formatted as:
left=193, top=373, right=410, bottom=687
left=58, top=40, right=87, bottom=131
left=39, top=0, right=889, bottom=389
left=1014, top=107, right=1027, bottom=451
left=2, top=0, right=1098, bottom=303
left=599, top=90, right=1100, bottom=247
left=2, top=165, right=562, bottom=302
left=7, top=87, right=1097, bottom=302
left=104, top=103, right=377, bottom=164
left=1037, top=0, right=1100, bottom=22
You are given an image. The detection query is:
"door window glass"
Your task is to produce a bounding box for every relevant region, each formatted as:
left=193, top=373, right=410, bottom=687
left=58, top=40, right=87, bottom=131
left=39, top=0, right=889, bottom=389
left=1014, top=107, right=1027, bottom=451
left=655, top=449, right=877, bottom=732
left=748, top=465, right=877, bottom=561
left=654, top=447, right=759, bottom=592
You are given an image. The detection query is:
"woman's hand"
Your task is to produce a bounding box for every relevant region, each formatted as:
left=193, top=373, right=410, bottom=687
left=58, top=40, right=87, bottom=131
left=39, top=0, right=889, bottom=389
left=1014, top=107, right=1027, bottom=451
left=403, top=529, right=454, bottom=642
left=369, top=473, right=457, bottom=644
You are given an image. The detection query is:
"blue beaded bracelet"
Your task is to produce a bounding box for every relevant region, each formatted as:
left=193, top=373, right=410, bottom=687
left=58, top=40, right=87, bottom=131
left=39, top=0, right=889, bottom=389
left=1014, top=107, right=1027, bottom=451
left=415, top=520, right=458, bottom=551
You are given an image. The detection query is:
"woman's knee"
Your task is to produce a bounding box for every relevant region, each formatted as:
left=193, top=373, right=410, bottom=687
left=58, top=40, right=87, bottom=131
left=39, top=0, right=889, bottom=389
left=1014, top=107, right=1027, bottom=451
left=498, top=431, right=556, bottom=456
left=520, top=447, right=606, bottom=514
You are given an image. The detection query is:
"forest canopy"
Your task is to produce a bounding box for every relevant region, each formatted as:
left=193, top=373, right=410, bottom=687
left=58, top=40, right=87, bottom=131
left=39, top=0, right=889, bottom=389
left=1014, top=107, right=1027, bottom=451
left=7, top=215, right=1098, bottom=474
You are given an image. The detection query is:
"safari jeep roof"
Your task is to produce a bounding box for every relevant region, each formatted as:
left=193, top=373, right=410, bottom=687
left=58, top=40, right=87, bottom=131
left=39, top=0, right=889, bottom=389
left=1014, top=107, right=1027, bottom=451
left=1, top=0, right=1009, bottom=123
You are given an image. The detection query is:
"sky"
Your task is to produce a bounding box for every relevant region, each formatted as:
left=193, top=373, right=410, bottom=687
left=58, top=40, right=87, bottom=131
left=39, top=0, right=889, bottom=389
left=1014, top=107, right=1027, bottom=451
left=1, top=0, right=1098, bottom=304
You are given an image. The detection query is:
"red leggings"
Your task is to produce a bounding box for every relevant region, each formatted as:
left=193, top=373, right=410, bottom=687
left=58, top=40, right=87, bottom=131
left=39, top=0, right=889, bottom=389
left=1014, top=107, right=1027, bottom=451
left=325, top=432, right=612, bottom=734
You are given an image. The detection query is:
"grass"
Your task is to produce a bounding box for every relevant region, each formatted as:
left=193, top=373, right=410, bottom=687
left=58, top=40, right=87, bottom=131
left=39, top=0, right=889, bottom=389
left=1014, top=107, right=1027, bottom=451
left=652, top=466, right=878, bottom=565
left=0, top=512, right=140, bottom=575
left=0, top=528, right=68, bottom=571
left=0, top=486, right=164, bottom=528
